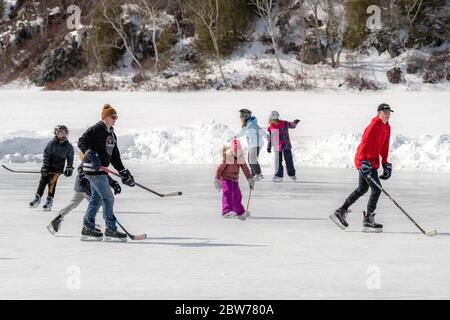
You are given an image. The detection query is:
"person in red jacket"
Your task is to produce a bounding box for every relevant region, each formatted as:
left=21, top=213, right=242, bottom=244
left=214, top=139, right=255, bottom=220
left=330, top=103, right=394, bottom=233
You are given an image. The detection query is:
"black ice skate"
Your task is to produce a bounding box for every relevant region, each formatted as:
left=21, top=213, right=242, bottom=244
left=47, top=214, right=63, bottom=235
left=329, top=208, right=351, bottom=230
left=81, top=225, right=104, bottom=241
left=104, top=228, right=127, bottom=242
left=362, top=211, right=383, bottom=233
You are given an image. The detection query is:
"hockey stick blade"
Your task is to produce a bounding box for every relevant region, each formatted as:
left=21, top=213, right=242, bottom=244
left=116, top=219, right=147, bottom=241
left=162, top=191, right=183, bottom=197
left=425, top=230, right=437, bottom=237
left=131, top=233, right=148, bottom=241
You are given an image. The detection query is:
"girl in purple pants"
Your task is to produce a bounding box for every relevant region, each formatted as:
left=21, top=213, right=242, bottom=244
left=214, top=140, right=255, bottom=220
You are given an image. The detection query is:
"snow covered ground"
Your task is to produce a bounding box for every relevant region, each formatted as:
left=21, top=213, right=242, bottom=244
left=0, top=164, right=449, bottom=299
left=1, top=89, right=450, bottom=171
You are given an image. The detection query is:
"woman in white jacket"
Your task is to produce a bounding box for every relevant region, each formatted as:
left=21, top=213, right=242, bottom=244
left=234, top=109, right=268, bottom=181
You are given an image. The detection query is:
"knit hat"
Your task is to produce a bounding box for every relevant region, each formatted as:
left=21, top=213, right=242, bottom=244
left=101, top=104, right=118, bottom=119
left=231, top=139, right=242, bottom=153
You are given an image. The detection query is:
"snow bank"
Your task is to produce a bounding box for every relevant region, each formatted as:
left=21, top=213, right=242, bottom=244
left=2, top=122, right=450, bottom=172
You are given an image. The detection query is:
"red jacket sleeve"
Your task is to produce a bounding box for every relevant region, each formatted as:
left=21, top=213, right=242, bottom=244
left=358, top=122, right=378, bottom=164
left=381, top=126, right=391, bottom=164
left=240, top=163, right=252, bottom=179
left=215, top=164, right=226, bottom=180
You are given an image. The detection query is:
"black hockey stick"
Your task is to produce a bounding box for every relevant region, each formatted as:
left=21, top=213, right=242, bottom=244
left=367, top=176, right=437, bottom=237
left=101, top=166, right=183, bottom=198
left=2, top=164, right=40, bottom=174
left=115, top=218, right=147, bottom=241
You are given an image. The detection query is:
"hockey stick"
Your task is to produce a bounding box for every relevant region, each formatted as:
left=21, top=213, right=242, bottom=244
left=2, top=164, right=40, bottom=174
left=100, top=166, right=183, bottom=198
left=115, top=218, right=147, bottom=241
left=245, top=188, right=252, bottom=214
left=367, top=176, right=437, bottom=237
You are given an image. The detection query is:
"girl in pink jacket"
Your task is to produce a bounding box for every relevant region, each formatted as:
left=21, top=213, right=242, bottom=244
left=214, top=139, right=255, bottom=220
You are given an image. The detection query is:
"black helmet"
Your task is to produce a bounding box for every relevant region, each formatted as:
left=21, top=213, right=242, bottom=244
left=239, top=109, right=252, bottom=121
left=54, top=125, right=69, bottom=136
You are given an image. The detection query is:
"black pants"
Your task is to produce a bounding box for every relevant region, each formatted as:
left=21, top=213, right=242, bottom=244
left=36, top=173, right=61, bottom=198
left=275, top=149, right=296, bottom=177
left=342, top=170, right=382, bottom=214
left=248, top=147, right=261, bottom=176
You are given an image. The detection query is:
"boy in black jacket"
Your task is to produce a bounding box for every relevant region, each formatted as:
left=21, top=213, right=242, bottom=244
left=78, top=104, right=135, bottom=241
left=29, top=125, right=74, bottom=211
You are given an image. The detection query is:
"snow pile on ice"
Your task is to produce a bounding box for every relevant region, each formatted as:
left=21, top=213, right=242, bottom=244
left=1, top=122, right=450, bottom=172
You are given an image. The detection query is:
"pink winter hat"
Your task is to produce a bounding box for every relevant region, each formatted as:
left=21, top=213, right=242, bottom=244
left=231, top=139, right=241, bottom=152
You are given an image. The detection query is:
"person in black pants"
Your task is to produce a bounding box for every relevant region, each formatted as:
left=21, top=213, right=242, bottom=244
left=267, top=111, right=300, bottom=182
left=330, top=103, right=393, bottom=233
left=29, top=125, right=74, bottom=211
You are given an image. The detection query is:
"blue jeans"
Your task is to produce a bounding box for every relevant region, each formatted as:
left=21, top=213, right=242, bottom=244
left=84, top=174, right=117, bottom=231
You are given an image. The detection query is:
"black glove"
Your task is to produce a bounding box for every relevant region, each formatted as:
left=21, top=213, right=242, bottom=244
left=379, top=163, right=392, bottom=180
left=359, top=160, right=372, bottom=177
left=41, top=166, right=49, bottom=177
left=120, top=169, right=135, bottom=187
left=86, top=151, right=101, bottom=171
left=111, top=180, right=122, bottom=195
left=294, top=119, right=301, bottom=125
left=64, top=166, right=74, bottom=177
left=267, top=146, right=272, bottom=153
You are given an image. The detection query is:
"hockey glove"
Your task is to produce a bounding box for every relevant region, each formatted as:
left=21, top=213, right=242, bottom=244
left=359, top=161, right=372, bottom=178
left=248, top=177, right=255, bottom=190
left=64, top=166, right=74, bottom=177
left=379, top=163, right=392, bottom=180
left=120, top=169, right=135, bottom=187
left=86, top=151, right=102, bottom=171
left=214, top=179, right=221, bottom=191
left=41, top=166, right=49, bottom=177
left=293, top=119, right=301, bottom=125
left=111, top=180, right=122, bottom=195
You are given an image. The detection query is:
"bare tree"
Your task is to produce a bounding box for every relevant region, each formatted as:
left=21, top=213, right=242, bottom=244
left=139, top=0, right=165, bottom=75
left=404, top=0, right=424, bottom=27
left=251, top=0, right=286, bottom=74
left=320, top=0, right=344, bottom=68
left=101, top=0, right=142, bottom=68
left=31, top=0, right=50, bottom=40
left=182, top=0, right=227, bottom=85
left=306, top=0, right=326, bottom=64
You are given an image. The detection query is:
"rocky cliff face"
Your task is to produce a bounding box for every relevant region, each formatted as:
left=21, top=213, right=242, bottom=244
left=0, top=0, right=449, bottom=91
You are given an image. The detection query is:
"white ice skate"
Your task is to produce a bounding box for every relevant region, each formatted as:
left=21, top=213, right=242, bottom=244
left=223, top=212, right=236, bottom=219
left=272, top=176, right=283, bottom=183
left=254, top=174, right=264, bottom=181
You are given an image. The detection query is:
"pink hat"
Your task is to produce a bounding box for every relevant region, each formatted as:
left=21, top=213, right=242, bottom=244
left=231, top=139, right=241, bottom=152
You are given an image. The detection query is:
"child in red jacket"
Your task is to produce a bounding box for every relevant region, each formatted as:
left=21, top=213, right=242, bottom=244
left=330, top=103, right=393, bottom=233
left=214, top=139, right=255, bottom=220
left=267, top=111, right=300, bottom=182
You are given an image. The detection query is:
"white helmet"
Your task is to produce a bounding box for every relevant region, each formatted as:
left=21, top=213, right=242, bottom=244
left=269, top=110, right=280, bottom=121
